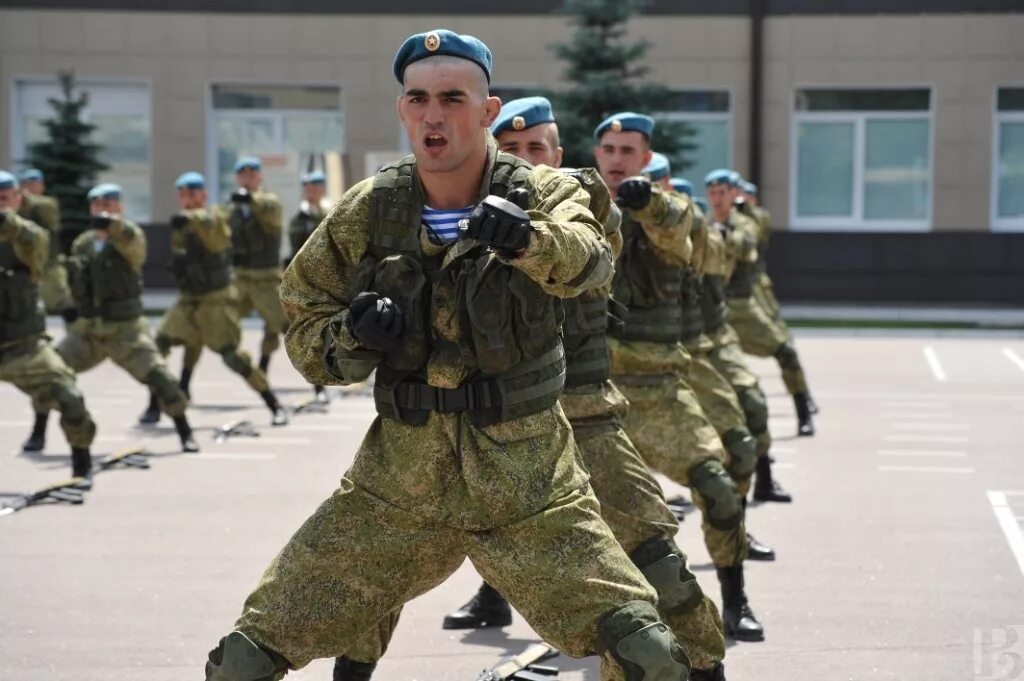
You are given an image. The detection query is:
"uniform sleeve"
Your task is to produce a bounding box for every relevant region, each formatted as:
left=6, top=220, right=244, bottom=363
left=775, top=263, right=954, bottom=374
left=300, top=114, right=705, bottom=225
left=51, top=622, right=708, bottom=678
left=187, top=208, right=233, bottom=254
left=628, top=186, right=693, bottom=266
left=280, top=180, right=378, bottom=386
left=2, top=215, right=49, bottom=279
left=501, top=166, right=614, bottom=299
left=254, top=192, right=283, bottom=235
left=108, top=220, right=147, bottom=272
left=689, top=211, right=708, bottom=275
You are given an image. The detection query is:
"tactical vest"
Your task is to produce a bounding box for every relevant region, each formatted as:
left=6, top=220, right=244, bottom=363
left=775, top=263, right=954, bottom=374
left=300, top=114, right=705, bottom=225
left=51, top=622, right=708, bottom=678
left=610, top=215, right=684, bottom=344
left=69, top=235, right=143, bottom=321
left=229, top=199, right=281, bottom=269
left=20, top=198, right=61, bottom=260
left=365, top=153, right=566, bottom=427
left=0, top=241, right=46, bottom=343
left=700, top=274, right=729, bottom=334
left=172, top=222, right=233, bottom=296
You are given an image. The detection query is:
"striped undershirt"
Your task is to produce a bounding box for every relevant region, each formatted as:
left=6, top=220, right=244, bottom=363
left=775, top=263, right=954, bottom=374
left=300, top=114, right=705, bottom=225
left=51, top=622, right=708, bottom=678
left=422, top=204, right=474, bottom=245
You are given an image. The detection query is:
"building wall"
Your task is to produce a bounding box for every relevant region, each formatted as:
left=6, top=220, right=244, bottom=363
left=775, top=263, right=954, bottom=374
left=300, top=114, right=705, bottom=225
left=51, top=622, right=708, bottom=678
left=0, top=8, right=1021, bottom=230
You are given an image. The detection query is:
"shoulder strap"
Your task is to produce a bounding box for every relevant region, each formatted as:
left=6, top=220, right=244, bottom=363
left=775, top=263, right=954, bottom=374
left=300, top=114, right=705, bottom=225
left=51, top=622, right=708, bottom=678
left=368, top=155, right=422, bottom=255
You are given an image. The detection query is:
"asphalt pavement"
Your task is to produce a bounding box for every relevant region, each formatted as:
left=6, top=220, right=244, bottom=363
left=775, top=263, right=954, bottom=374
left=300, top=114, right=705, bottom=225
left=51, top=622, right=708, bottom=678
left=2, top=326, right=1024, bottom=681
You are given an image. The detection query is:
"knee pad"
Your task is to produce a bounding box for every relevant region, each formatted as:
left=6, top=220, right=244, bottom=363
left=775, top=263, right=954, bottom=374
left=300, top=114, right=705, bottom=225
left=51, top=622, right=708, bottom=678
left=736, top=386, right=769, bottom=436
left=219, top=346, right=254, bottom=377
left=774, top=342, right=802, bottom=371
left=629, top=538, right=703, bottom=615
left=146, top=368, right=182, bottom=403
left=690, top=460, right=743, bottom=531
left=721, top=429, right=758, bottom=481
left=206, top=632, right=288, bottom=681
left=50, top=383, right=87, bottom=423
left=599, top=602, right=691, bottom=681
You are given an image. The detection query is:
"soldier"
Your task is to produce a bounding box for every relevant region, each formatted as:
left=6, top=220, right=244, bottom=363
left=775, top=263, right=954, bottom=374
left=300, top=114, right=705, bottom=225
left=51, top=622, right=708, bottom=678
left=286, top=170, right=333, bottom=405
left=226, top=157, right=289, bottom=376
left=334, top=97, right=728, bottom=681
left=0, top=170, right=96, bottom=485
left=203, top=31, right=694, bottom=681
left=17, top=168, right=73, bottom=315
left=154, top=172, right=288, bottom=427
left=706, top=170, right=816, bottom=436
left=595, top=114, right=764, bottom=642
left=24, top=184, right=200, bottom=453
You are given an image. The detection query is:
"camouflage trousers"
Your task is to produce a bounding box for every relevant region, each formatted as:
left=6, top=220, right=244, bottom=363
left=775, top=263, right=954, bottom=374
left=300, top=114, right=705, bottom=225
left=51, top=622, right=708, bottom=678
left=156, top=286, right=269, bottom=394
left=40, top=261, right=73, bottom=314
left=754, top=272, right=782, bottom=320
left=229, top=406, right=674, bottom=678
left=342, top=382, right=726, bottom=672
left=234, top=267, right=288, bottom=359
left=615, top=375, right=747, bottom=568
left=55, top=317, right=187, bottom=417
left=727, top=296, right=809, bottom=396
left=708, top=325, right=772, bottom=458
left=1, top=336, right=95, bottom=448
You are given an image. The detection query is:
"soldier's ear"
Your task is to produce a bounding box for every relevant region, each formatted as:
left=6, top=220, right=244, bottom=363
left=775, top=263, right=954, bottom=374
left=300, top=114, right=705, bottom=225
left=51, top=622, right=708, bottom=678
left=482, top=96, right=501, bottom=127
left=554, top=146, right=564, bottom=168
left=641, top=149, right=654, bottom=167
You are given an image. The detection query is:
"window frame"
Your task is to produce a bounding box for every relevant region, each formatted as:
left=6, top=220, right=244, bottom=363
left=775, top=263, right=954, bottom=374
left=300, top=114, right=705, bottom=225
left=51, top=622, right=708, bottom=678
left=789, top=86, right=935, bottom=233
left=655, top=87, right=734, bottom=184
left=991, top=86, right=1024, bottom=233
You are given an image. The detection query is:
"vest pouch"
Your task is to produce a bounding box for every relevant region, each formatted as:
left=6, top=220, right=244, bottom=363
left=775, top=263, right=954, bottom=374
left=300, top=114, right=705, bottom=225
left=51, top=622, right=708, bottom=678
left=463, top=256, right=521, bottom=375
left=371, top=253, right=429, bottom=373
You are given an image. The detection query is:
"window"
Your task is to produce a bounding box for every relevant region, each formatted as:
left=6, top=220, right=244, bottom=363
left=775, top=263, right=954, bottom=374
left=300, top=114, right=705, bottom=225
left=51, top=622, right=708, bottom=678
left=993, top=88, right=1024, bottom=231
left=791, top=88, right=932, bottom=231
left=657, top=90, right=732, bottom=190
left=208, top=84, right=344, bottom=216
left=12, top=79, right=152, bottom=221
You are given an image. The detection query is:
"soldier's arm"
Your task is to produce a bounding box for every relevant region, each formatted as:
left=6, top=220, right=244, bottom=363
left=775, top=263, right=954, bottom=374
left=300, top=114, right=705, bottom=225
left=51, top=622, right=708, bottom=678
left=107, top=219, right=147, bottom=271
left=2, top=214, right=50, bottom=278
left=38, top=198, right=61, bottom=233
left=689, top=211, right=708, bottom=275
left=254, top=193, right=284, bottom=235
left=630, top=185, right=693, bottom=266
left=502, top=166, right=613, bottom=299
left=280, top=180, right=376, bottom=386
left=186, top=208, right=232, bottom=253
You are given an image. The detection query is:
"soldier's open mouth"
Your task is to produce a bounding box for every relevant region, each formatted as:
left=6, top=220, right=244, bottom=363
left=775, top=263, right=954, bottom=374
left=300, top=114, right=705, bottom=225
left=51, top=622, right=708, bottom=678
left=424, top=134, right=447, bottom=149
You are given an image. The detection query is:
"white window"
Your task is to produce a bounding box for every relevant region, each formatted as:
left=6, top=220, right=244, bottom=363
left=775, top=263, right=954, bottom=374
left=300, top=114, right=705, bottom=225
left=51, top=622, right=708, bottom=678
left=657, top=90, right=732, bottom=188
left=12, top=78, right=152, bottom=221
left=993, top=87, right=1024, bottom=231
left=208, top=83, right=344, bottom=216
left=791, top=88, right=933, bottom=231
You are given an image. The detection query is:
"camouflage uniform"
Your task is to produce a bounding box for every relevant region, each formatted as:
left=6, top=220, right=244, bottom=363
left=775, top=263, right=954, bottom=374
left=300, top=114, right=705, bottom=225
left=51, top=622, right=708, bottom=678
left=226, top=190, right=289, bottom=365
left=0, top=212, right=95, bottom=459
left=208, top=144, right=692, bottom=679
left=18, top=192, right=72, bottom=313
left=287, top=198, right=331, bottom=264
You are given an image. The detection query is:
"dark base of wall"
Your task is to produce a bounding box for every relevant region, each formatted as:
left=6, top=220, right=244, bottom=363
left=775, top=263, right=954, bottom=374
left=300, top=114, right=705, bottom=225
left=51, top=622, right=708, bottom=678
left=767, top=231, right=1024, bottom=305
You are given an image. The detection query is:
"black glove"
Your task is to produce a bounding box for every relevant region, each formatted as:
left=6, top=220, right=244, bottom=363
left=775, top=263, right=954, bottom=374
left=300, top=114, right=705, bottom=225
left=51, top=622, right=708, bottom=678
left=460, top=194, right=532, bottom=256
left=170, top=213, right=189, bottom=230
left=616, top=176, right=652, bottom=210
left=506, top=187, right=531, bottom=211
left=90, top=213, right=113, bottom=229
left=231, top=188, right=252, bottom=204
left=60, top=307, right=80, bottom=324
left=345, top=292, right=405, bottom=353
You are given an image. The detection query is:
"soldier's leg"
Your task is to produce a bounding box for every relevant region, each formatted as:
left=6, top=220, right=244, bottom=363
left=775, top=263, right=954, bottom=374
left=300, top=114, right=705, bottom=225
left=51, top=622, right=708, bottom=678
left=249, top=272, right=287, bottom=373
left=40, top=262, right=73, bottom=315
left=332, top=608, right=401, bottom=679
left=467, top=483, right=691, bottom=681
left=754, top=273, right=782, bottom=321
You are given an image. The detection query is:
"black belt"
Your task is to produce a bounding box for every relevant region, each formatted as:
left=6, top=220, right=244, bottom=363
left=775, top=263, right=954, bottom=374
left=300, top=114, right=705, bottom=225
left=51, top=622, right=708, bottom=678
left=391, top=380, right=501, bottom=413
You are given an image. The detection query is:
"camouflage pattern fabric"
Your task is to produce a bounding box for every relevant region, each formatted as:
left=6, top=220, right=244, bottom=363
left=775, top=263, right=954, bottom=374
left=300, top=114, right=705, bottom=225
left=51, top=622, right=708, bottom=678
left=234, top=267, right=288, bottom=359
left=708, top=325, right=773, bottom=458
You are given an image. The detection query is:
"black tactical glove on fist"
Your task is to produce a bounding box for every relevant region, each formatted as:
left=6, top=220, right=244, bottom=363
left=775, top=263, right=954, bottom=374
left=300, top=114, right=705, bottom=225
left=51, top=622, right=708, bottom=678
left=616, top=176, right=653, bottom=210
left=170, top=212, right=189, bottom=230
left=460, top=194, right=532, bottom=257
left=346, top=292, right=405, bottom=352
left=230, top=188, right=253, bottom=204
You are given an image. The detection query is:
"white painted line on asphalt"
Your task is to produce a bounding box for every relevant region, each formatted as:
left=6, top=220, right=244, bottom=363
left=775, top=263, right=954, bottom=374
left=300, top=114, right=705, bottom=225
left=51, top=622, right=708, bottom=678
left=883, top=434, right=969, bottom=444
left=891, top=423, right=971, bottom=431
left=283, top=424, right=353, bottom=432
left=188, top=453, right=276, bottom=460
left=880, top=401, right=951, bottom=409
left=879, top=465, right=974, bottom=474
left=923, top=346, right=947, bottom=382
left=988, top=491, right=1024, bottom=579
left=1003, top=348, right=1024, bottom=374
left=877, top=449, right=967, bottom=458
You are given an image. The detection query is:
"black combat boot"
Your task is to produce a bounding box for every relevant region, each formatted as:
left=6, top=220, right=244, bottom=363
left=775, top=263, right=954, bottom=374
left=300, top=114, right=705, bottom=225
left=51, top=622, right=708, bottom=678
left=333, top=657, right=376, bottom=681
left=314, top=385, right=329, bottom=404
left=173, top=415, right=200, bottom=453
left=716, top=565, right=764, bottom=642
left=71, top=447, right=93, bottom=490
left=442, top=581, right=513, bottom=630
left=689, top=663, right=727, bottom=680
left=258, top=354, right=271, bottom=374
left=260, top=390, right=289, bottom=426
left=807, top=394, right=819, bottom=415
left=179, top=365, right=193, bottom=400
left=753, top=456, right=792, bottom=503
left=139, top=390, right=161, bottom=425
left=746, top=533, right=776, bottom=562
left=794, top=393, right=814, bottom=437
left=23, top=412, right=49, bottom=452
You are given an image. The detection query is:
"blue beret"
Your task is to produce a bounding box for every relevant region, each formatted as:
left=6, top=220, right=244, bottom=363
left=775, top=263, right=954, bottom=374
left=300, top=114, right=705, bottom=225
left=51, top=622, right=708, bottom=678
left=642, top=153, right=670, bottom=181
left=301, top=170, right=326, bottom=185
left=393, top=29, right=492, bottom=84
left=87, top=183, right=122, bottom=201
left=233, top=157, right=262, bottom=173
left=694, top=197, right=709, bottom=213
left=670, top=177, right=694, bottom=197
left=175, top=172, right=206, bottom=190
left=0, top=170, right=19, bottom=190
left=594, top=112, right=655, bottom=140
left=704, top=169, right=737, bottom=187
left=20, top=168, right=44, bottom=183
left=491, top=96, right=555, bottom=136
left=741, top=180, right=758, bottom=196
left=728, top=170, right=743, bottom=187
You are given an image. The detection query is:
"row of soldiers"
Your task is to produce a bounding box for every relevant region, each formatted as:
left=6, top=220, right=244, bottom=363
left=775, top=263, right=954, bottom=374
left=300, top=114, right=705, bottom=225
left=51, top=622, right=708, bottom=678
left=199, top=29, right=823, bottom=681
left=0, top=157, right=342, bottom=484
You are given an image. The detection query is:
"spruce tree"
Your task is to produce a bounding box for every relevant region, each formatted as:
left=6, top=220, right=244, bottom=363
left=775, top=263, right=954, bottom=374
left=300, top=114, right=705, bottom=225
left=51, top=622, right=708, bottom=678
left=550, top=0, right=695, bottom=172
left=24, top=71, right=108, bottom=252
